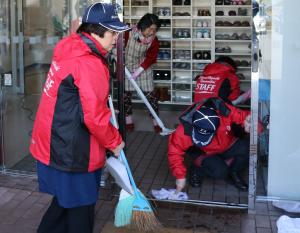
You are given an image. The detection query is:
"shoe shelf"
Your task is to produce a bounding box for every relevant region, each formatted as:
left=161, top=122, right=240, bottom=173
left=215, top=52, right=251, bottom=55
left=215, top=26, right=251, bottom=29
left=123, top=0, right=252, bottom=106
left=215, top=40, right=251, bottom=43
left=215, top=16, right=251, bottom=19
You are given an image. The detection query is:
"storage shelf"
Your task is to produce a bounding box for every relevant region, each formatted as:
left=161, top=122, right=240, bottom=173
left=191, top=38, right=212, bottom=42
left=153, top=80, right=172, bottom=84
left=215, top=40, right=251, bottom=43
left=215, top=26, right=251, bottom=29
left=215, top=16, right=252, bottom=19
left=215, top=5, right=252, bottom=8
left=192, top=16, right=212, bottom=19
left=192, top=59, right=212, bottom=63
left=215, top=52, right=251, bottom=56
left=122, top=0, right=252, bottom=105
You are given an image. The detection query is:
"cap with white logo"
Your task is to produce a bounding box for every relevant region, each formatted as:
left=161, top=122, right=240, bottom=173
left=82, top=3, right=130, bottom=32
left=192, top=107, right=220, bottom=147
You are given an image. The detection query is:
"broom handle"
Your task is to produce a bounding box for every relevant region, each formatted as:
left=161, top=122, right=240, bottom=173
left=119, top=150, right=139, bottom=195
left=108, top=95, right=119, bottom=129
left=124, top=67, right=166, bottom=130
left=108, top=96, right=140, bottom=196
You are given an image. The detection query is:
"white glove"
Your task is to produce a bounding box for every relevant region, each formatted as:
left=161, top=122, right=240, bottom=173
left=175, top=178, right=186, bottom=192
left=244, top=115, right=251, bottom=133
left=131, top=66, right=144, bottom=80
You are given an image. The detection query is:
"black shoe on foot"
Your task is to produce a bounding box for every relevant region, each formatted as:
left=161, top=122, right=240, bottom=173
left=229, top=172, right=248, bottom=191
left=189, top=165, right=202, bottom=187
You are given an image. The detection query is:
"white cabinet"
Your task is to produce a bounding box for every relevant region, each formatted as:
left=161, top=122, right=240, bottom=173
left=123, top=0, right=252, bottom=106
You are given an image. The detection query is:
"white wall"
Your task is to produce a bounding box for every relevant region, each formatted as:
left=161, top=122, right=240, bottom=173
left=267, top=0, right=300, bottom=200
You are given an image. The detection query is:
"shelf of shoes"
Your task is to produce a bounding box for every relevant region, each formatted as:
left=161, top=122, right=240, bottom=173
left=214, top=1, right=252, bottom=89
left=122, top=0, right=252, bottom=105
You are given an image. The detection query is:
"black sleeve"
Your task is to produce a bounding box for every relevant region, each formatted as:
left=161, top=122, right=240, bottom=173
left=218, top=78, right=231, bottom=103
left=186, top=145, right=204, bottom=160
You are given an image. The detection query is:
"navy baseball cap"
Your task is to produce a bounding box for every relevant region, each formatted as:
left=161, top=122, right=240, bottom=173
left=192, top=107, right=220, bottom=147
left=82, top=3, right=130, bottom=32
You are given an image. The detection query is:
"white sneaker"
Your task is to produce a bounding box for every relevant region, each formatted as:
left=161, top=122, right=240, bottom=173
left=196, top=31, right=203, bottom=38
left=125, top=115, right=133, bottom=124
left=203, top=31, right=210, bottom=38
left=196, top=21, right=202, bottom=27
left=100, top=168, right=109, bottom=187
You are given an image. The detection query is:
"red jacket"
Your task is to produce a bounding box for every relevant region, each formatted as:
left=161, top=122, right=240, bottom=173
left=30, top=33, right=122, bottom=172
left=168, top=103, right=249, bottom=179
left=194, top=63, right=240, bottom=102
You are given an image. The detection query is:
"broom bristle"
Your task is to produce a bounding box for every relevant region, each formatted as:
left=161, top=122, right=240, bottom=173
left=114, top=195, right=135, bottom=227
left=131, top=210, right=162, bottom=232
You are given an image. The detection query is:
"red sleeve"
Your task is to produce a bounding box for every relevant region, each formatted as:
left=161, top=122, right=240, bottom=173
left=228, top=73, right=241, bottom=101
left=168, top=124, right=193, bottom=179
left=75, top=58, right=122, bottom=151
left=140, top=37, right=159, bottom=70
left=227, top=103, right=250, bottom=125
left=124, top=31, right=129, bottom=47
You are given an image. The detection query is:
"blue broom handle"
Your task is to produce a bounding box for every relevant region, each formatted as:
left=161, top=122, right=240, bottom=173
left=108, top=95, right=140, bottom=197
left=119, top=150, right=140, bottom=196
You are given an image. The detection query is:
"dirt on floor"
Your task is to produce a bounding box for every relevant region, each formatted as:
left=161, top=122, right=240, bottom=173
left=101, top=222, right=211, bottom=233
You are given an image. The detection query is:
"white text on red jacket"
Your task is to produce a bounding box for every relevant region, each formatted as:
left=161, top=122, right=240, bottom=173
left=195, top=76, right=220, bottom=94
left=43, top=61, right=60, bottom=98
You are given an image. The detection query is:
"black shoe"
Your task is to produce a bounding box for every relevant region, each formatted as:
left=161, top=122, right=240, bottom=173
left=189, top=166, right=202, bottom=187
left=229, top=172, right=248, bottom=191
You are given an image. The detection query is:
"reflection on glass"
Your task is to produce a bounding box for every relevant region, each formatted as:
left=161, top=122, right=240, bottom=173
left=0, top=1, right=11, bottom=73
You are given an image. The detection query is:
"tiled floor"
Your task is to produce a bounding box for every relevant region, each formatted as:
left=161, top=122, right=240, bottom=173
left=10, top=131, right=248, bottom=206
left=125, top=131, right=248, bottom=206
left=0, top=174, right=298, bottom=233
left=1, top=131, right=299, bottom=233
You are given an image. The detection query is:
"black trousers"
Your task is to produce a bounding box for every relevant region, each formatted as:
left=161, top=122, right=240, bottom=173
left=193, top=138, right=250, bottom=179
left=37, top=197, right=95, bottom=233
left=124, top=91, right=158, bottom=117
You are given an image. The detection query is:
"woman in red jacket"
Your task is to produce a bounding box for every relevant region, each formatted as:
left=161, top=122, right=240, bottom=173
left=168, top=98, right=251, bottom=192
left=30, top=3, right=129, bottom=233
left=124, top=13, right=161, bottom=132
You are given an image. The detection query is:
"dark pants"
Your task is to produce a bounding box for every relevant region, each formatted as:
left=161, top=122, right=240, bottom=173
left=124, top=91, right=158, bottom=117
left=193, top=139, right=249, bottom=179
left=37, top=197, right=95, bottom=233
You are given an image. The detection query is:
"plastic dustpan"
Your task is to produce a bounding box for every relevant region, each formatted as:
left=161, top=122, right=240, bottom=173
left=106, top=156, right=133, bottom=195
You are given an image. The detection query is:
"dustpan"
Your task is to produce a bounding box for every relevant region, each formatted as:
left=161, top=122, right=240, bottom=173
left=106, top=156, right=133, bottom=195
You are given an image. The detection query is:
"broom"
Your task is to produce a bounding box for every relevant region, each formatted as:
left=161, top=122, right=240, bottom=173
left=124, top=67, right=174, bottom=136
left=108, top=96, right=161, bottom=232
left=118, top=150, right=161, bottom=231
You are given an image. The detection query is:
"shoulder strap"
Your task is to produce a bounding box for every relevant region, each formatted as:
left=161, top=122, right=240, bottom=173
left=179, top=97, right=231, bottom=136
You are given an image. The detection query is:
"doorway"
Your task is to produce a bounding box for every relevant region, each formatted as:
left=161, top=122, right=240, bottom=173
left=1, top=0, right=254, bottom=209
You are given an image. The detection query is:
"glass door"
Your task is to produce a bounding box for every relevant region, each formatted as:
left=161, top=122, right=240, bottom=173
left=1, top=0, right=71, bottom=174
left=252, top=0, right=300, bottom=205
left=0, top=1, right=11, bottom=171
left=0, top=0, right=120, bottom=174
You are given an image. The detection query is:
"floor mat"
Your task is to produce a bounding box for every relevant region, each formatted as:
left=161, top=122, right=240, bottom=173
left=101, top=222, right=210, bottom=233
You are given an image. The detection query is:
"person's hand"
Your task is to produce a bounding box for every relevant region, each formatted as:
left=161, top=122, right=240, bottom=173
left=112, top=141, right=125, bottom=157
left=175, top=178, right=186, bottom=192
left=131, top=67, right=144, bottom=80
left=244, top=115, right=251, bottom=133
